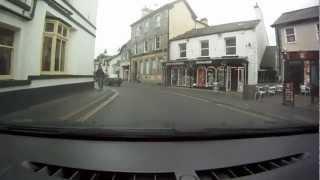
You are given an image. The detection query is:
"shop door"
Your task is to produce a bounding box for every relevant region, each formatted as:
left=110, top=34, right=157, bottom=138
left=231, top=68, right=238, bottom=91
left=226, top=67, right=232, bottom=91
left=171, top=68, right=178, bottom=86
left=197, top=67, right=206, bottom=88
left=287, top=60, right=304, bottom=93
left=237, top=68, right=245, bottom=92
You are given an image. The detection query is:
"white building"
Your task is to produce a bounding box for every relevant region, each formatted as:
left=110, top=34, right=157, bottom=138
left=0, top=0, right=98, bottom=90
left=107, top=54, right=121, bottom=78
left=167, top=5, right=269, bottom=92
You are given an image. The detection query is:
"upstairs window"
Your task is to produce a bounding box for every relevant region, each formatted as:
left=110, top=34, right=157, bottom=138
left=41, top=19, right=69, bottom=73
left=144, top=40, right=148, bottom=53
left=155, top=36, right=160, bottom=50
left=145, top=21, right=149, bottom=30
left=200, top=40, right=209, bottom=57
left=0, top=27, right=14, bottom=77
left=155, top=14, right=161, bottom=27
left=285, top=27, right=295, bottom=43
left=179, top=43, right=187, bottom=58
left=225, top=37, right=236, bottom=55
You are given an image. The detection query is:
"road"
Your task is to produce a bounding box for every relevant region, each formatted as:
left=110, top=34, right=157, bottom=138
left=85, top=83, right=301, bottom=130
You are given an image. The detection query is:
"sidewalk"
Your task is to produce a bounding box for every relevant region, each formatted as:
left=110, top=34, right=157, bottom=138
left=0, top=87, right=115, bottom=126
left=168, top=87, right=319, bottom=125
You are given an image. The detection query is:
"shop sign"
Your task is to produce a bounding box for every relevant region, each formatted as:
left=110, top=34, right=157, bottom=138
left=283, top=82, right=294, bottom=106
left=196, top=61, right=212, bottom=64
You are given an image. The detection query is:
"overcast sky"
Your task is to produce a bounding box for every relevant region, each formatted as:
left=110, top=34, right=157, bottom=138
left=95, top=0, right=318, bottom=56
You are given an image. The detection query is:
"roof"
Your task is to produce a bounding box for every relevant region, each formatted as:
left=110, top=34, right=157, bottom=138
left=131, top=0, right=197, bottom=27
left=260, top=46, right=277, bottom=69
left=171, top=19, right=260, bottom=41
left=271, top=6, right=319, bottom=27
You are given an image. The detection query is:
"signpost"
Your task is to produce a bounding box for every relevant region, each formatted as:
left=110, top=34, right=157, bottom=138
left=283, top=82, right=295, bottom=106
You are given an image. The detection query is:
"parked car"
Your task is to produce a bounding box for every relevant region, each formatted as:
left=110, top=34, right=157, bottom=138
left=105, top=78, right=122, bottom=86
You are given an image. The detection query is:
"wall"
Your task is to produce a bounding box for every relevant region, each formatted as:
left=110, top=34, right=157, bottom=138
left=280, top=20, right=320, bottom=52
left=255, top=20, right=269, bottom=69
left=169, top=1, right=204, bottom=39
left=170, top=29, right=259, bottom=84
left=0, top=0, right=97, bottom=81
left=63, top=0, right=98, bottom=26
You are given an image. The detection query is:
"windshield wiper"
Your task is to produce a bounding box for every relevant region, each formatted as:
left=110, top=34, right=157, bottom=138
left=0, top=124, right=318, bottom=141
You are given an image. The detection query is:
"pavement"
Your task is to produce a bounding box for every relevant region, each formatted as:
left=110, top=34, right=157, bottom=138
left=0, top=82, right=317, bottom=129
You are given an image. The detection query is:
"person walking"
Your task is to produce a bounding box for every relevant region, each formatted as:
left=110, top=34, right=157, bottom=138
left=95, top=65, right=105, bottom=90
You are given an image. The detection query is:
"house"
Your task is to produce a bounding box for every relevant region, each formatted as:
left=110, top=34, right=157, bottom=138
left=258, top=46, right=278, bottom=83
left=119, top=43, right=130, bottom=81
left=107, top=54, right=121, bottom=78
left=167, top=4, right=269, bottom=93
left=0, top=0, right=97, bottom=116
left=271, top=6, right=319, bottom=97
left=0, top=0, right=98, bottom=88
left=129, top=0, right=208, bottom=84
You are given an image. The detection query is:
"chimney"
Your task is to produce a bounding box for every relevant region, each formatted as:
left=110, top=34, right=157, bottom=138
left=141, top=7, right=153, bottom=17
left=253, top=3, right=264, bottom=20
left=200, top=18, right=208, bottom=25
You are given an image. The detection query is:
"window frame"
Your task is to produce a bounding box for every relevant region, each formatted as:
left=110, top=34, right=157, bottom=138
left=41, top=19, right=69, bottom=74
left=144, top=40, right=148, bottom=53
left=0, top=27, right=14, bottom=79
left=179, top=43, right=187, bottom=58
left=316, top=23, right=319, bottom=40
left=155, top=36, right=161, bottom=50
left=284, top=26, right=296, bottom=44
left=200, top=40, right=209, bottom=57
left=225, top=37, right=237, bottom=56
left=155, top=14, right=161, bottom=27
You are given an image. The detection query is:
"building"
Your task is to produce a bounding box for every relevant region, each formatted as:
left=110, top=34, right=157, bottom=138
left=0, top=0, right=98, bottom=86
left=107, top=54, right=121, bottom=78
left=258, top=46, right=278, bottom=83
left=119, top=43, right=130, bottom=81
left=271, top=6, right=319, bottom=97
left=0, top=0, right=98, bottom=116
left=167, top=5, right=269, bottom=93
left=129, top=0, right=208, bottom=84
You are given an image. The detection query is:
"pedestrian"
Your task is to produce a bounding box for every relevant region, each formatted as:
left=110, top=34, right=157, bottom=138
left=95, top=64, right=105, bottom=90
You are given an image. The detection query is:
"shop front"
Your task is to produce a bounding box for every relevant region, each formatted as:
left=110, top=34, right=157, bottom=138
left=165, top=58, right=248, bottom=92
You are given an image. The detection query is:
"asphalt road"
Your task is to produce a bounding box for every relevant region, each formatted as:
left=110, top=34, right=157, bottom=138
left=86, top=83, right=301, bottom=130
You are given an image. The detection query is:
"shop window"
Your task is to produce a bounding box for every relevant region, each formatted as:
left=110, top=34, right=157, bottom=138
left=41, top=19, right=69, bottom=73
left=285, top=27, right=295, bottom=43
left=201, top=40, right=209, bottom=57
left=155, top=36, right=160, bottom=50
left=225, top=37, right=236, bottom=55
left=0, top=27, right=14, bottom=77
left=179, top=43, right=187, bottom=58
left=140, top=61, right=144, bottom=74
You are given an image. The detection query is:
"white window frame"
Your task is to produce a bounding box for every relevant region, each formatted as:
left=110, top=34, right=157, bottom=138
left=225, top=37, right=236, bottom=56
left=155, top=14, right=161, bottom=27
left=0, top=30, right=14, bottom=79
left=284, top=26, right=296, bottom=44
left=155, top=36, right=160, bottom=50
left=200, top=40, right=209, bottom=57
left=316, top=23, right=319, bottom=40
left=41, top=19, right=69, bottom=74
left=179, top=43, right=187, bottom=58
left=144, top=40, right=148, bottom=53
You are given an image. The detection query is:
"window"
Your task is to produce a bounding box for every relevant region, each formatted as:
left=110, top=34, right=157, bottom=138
left=134, top=44, right=138, bottom=55
left=140, top=61, right=143, bottom=74
left=316, top=23, right=319, bottom=40
left=225, top=37, right=236, bottom=55
left=41, top=19, right=69, bottom=73
left=155, top=36, right=160, bottom=50
left=155, top=14, right=161, bottom=27
left=285, top=27, right=295, bottom=43
left=143, top=60, right=147, bottom=74
left=179, top=43, right=187, bottom=58
left=201, top=40, right=209, bottom=57
left=144, top=40, right=148, bottom=53
left=145, top=21, right=149, bottom=30
left=0, top=27, right=14, bottom=77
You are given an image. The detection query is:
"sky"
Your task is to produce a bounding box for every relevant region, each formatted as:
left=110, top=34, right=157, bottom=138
left=94, top=0, right=318, bottom=56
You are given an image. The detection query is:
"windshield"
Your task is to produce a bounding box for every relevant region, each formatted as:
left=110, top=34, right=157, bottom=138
left=0, top=0, right=318, bottom=137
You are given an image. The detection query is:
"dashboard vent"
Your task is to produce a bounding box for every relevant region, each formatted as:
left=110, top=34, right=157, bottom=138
left=196, top=153, right=306, bottom=180
left=22, top=162, right=176, bottom=180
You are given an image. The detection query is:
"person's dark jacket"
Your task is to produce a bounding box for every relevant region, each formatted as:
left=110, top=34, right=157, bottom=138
left=95, top=68, right=105, bottom=78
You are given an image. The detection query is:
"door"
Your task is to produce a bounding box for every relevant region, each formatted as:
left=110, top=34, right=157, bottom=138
left=237, top=68, right=245, bottom=92
left=197, top=67, right=206, bottom=88
left=226, top=67, right=231, bottom=91
left=231, top=68, right=238, bottom=91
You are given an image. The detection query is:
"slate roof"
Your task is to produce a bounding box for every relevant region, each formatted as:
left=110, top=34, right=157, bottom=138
left=260, top=46, right=277, bottom=69
left=171, top=19, right=260, bottom=41
left=131, top=0, right=197, bottom=27
left=271, top=6, right=319, bottom=27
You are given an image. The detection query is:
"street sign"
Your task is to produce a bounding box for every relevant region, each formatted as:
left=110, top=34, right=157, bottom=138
left=283, top=82, right=294, bottom=106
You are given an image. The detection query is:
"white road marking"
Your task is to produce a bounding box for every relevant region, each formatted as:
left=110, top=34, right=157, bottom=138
left=60, top=92, right=111, bottom=121
left=78, top=89, right=119, bottom=122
